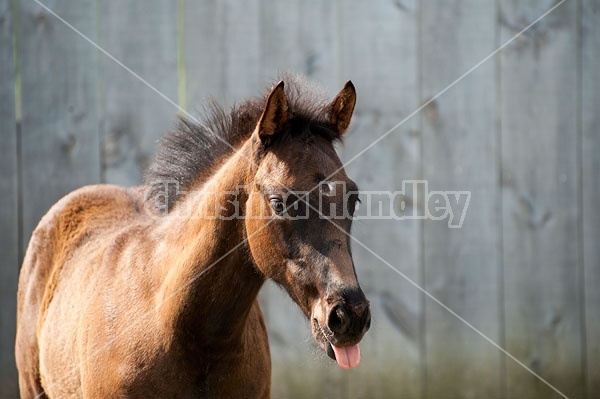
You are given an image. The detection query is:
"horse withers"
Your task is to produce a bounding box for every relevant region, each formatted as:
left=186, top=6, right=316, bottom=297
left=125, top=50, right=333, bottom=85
left=16, top=75, right=371, bottom=398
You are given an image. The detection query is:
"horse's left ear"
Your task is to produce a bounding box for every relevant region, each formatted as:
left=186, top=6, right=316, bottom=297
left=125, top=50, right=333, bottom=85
left=328, top=81, right=356, bottom=135
left=256, top=81, right=288, bottom=145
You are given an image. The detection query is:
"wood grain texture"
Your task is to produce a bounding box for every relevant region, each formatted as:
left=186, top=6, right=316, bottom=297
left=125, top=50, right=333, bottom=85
left=180, top=0, right=225, bottom=108
left=500, top=1, right=583, bottom=397
left=339, top=0, right=422, bottom=397
left=98, top=0, right=178, bottom=186
left=421, top=0, right=501, bottom=397
left=258, top=0, right=338, bottom=87
left=582, top=1, right=600, bottom=397
left=182, top=0, right=261, bottom=109
left=18, top=0, right=100, bottom=245
left=0, top=1, right=19, bottom=397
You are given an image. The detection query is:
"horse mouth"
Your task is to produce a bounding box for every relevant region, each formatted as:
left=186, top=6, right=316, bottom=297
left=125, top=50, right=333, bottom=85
left=325, top=341, right=336, bottom=359
left=312, top=318, right=361, bottom=369
left=312, top=318, right=334, bottom=359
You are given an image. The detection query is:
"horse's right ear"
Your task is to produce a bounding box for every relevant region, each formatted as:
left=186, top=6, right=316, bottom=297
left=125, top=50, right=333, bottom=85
left=255, top=81, right=288, bottom=145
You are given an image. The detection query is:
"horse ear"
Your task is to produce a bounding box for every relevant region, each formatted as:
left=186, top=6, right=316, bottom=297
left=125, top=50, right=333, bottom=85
left=328, top=81, right=356, bottom=135
left=256, top=81, right=288, bottom=144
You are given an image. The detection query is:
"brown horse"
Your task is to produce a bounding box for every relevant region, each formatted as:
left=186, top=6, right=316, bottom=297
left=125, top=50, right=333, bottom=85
left=16, top=75, right=371, bottom=398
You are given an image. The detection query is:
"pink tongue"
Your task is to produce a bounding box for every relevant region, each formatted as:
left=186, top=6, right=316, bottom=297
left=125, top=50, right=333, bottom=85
left=331, top=344, right=360, bottom=369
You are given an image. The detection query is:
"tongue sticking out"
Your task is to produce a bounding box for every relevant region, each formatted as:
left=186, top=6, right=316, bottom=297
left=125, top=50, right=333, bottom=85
left=331, top=344, right=361, bottom=369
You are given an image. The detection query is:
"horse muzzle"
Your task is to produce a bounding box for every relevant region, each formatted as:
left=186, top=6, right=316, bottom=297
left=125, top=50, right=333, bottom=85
left=311, top=287, right=371, bottom=369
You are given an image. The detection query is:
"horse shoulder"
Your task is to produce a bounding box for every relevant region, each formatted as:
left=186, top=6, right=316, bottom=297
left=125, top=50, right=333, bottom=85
left=234, top=300, right=272, bottom=398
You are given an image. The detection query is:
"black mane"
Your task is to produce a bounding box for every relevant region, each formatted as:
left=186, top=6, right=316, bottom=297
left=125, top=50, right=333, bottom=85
left=144, top=74, right=341, bottom=211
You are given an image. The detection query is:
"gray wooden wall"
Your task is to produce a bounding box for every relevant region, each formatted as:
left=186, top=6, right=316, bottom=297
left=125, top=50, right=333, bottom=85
left=1, top=0, right=598, bottom=398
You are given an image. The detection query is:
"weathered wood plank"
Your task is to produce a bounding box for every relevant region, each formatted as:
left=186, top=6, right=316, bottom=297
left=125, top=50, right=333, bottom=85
left=0, top=1, right=19, bottom=397
left=258, top=0, right=338, bottom=86
left=182, top=0, right=260, bottom=109
left=500, top=1, right=583, bottom=397
left=98, top=0, right=178, bottom=186
left=421, top=0, right=501, bottom=397
left=582, top=0, right=600, bottom=397
left=339, top=1, right=422, bottom=397
left=18, top=0, right=100, bottom=244
left=219, top=0, right=261, bottom=102
left=258, top=2, right=345, bottom=398
left=180, top=0, right=224, bottom=108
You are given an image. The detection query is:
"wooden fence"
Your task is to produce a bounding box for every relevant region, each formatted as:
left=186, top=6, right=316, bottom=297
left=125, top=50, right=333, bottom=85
left=1, top=0, right=598, bottom=398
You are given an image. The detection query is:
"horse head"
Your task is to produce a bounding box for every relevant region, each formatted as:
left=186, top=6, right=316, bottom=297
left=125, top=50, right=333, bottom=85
left=245, top=81, right=371, bottom=369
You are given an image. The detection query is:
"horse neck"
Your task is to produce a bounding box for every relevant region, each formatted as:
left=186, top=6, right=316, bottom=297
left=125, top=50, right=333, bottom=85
left=153, top=140, right=264, bottom=350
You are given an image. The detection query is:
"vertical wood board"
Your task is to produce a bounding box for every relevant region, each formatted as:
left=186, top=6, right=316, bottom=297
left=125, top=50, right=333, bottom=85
left=18, top=0, right=101, bottom=245
left=500, top=1, right=582, bottom=397
left=0, top=1, right=20, bottom=396
left=98, top=0, right=178, bottom=187
left=582, top=0, right=600, bottom=397
left=421, top=0, right=501, bottom=397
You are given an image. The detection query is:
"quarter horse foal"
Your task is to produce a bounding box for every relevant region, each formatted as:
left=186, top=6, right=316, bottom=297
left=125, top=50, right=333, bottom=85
left=16, top=76, right=371, bottom=398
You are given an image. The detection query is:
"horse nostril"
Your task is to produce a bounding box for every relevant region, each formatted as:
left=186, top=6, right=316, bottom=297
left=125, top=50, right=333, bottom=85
left=327, top=305, right=350, bottom=335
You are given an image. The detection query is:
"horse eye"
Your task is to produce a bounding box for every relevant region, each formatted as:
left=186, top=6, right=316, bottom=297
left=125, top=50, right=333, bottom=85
left=270, top=197, right=285, bottom=215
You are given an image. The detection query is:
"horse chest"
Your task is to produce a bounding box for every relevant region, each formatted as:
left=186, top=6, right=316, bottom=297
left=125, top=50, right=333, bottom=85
left=110, top=349, right=268, bottom=398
